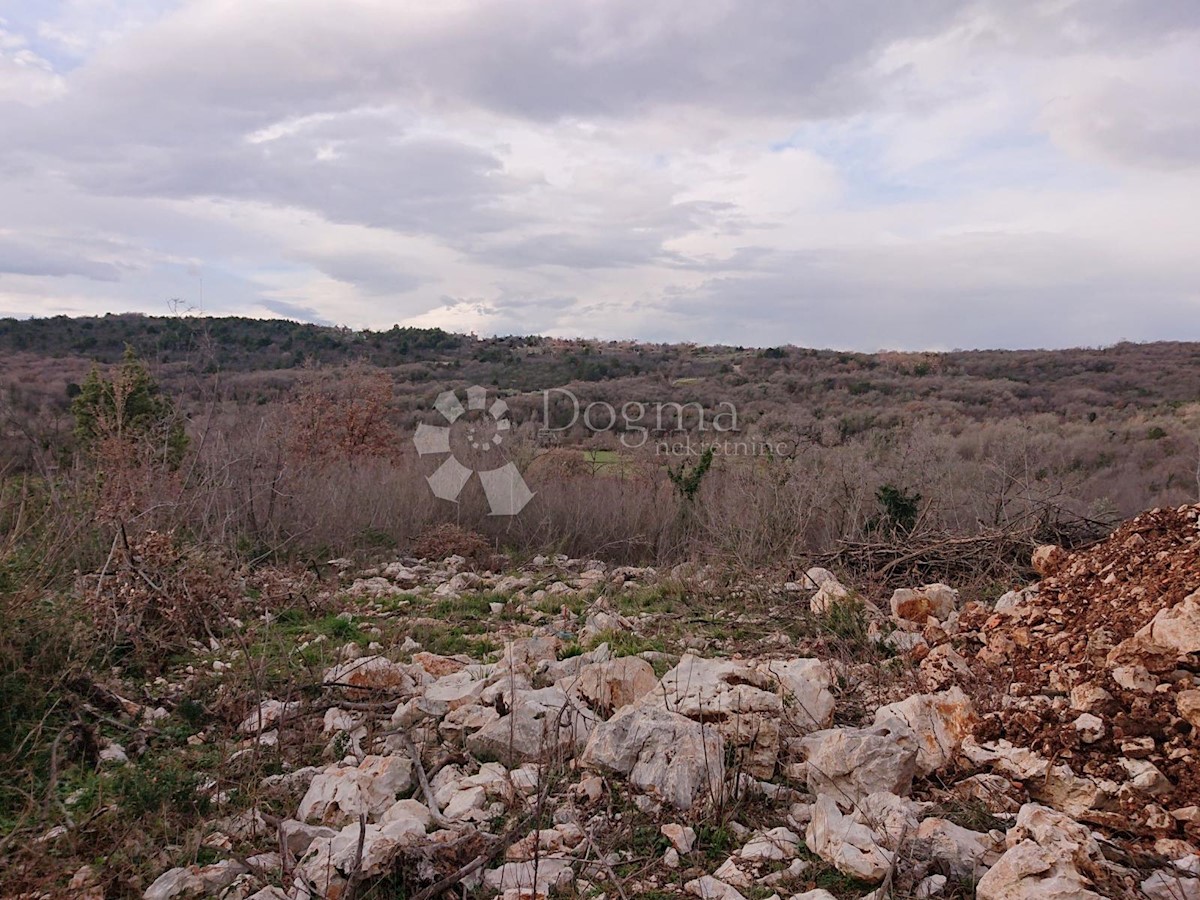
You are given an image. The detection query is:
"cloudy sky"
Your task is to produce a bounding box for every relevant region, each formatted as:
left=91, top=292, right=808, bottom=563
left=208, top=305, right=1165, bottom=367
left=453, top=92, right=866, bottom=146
left=1, top=1, right=1198, bottom=349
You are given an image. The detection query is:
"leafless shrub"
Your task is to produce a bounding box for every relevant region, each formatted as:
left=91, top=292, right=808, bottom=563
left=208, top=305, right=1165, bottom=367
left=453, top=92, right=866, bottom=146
left=81, top=530, right=244, bottom=655
left=410, top=523, right=492, bottom=564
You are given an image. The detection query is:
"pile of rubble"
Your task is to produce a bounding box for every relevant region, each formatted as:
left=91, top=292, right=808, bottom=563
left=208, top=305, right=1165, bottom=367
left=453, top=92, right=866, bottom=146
left=123, top=511, right=1200, bottom=900
left=959, top=505, right=1200, bottom=841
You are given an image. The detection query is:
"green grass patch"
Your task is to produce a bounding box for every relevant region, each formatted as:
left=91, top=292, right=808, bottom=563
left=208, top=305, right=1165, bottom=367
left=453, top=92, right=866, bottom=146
left=585, top=628, right=666, bottom=658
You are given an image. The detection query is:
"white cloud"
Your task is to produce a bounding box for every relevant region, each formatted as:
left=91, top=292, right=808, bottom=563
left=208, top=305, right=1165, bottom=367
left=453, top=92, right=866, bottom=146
left=0, top=0, right=1197, bottom=348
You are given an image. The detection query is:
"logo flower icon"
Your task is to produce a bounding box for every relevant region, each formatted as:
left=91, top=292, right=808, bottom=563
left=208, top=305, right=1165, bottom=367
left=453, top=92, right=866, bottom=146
left=412, top=385, right=535, bottom=516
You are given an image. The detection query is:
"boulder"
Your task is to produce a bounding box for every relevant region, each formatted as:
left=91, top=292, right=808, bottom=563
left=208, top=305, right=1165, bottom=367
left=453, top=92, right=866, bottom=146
left=1178, top=690, right=1200, bottom=729
left=298, top=801, right=430, bottom=897
left=466, top=686, right=596, bottom=766
left=975, top=803, right=1106, bottom=900
left=323, top=656, right=419, bottom=694
left=581, top=703, right=725, bottom=811
left=890, top=584, right=958, bottom=622
left=638, top=654, right=833, bottom=778
left=1031, top=545, right=1069, bottom=577
left=570, top=656, right=657, bottom=715
left=916, top=817, right=1004, bottom=879
left=810, top=580, right=850, bottom=614
left=143, top=861, right=247, bottom=900
left=804, top=794, right=894, bottom=883
left=483, top=858, right=574, bottom=893
left=799, top=721, right=918, bottom=804
left=297, top=755, right=414, bottom=826
left=873, top=687, right=977, bottom=776
left=1107, top=589, right=1200, bottom=672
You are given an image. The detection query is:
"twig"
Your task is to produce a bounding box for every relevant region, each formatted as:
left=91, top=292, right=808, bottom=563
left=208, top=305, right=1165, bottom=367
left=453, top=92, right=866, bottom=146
left=407, top=814, right=534, bottom=900
left=389, top=730, right=453, bottom=829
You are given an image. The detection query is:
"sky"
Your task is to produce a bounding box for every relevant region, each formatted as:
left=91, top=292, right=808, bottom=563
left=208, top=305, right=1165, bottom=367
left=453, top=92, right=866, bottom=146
left=0, top=0, right=1198, bottom=350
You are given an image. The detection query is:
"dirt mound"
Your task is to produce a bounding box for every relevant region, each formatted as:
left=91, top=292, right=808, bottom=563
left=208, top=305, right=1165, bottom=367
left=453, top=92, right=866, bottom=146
left=963, top=505, right=1200, bottom=837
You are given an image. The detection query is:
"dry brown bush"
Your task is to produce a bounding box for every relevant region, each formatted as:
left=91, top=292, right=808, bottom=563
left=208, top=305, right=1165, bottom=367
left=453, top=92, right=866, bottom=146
left=410, top=523, right=493, bottom=564
left=81, top=530, right=244, bottom=654
left=285, top=364, right=400, bottom=467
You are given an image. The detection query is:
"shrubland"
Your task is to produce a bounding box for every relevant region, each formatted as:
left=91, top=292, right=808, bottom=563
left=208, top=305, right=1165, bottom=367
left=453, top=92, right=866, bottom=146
left=2, top=315, right=1200, bottom=896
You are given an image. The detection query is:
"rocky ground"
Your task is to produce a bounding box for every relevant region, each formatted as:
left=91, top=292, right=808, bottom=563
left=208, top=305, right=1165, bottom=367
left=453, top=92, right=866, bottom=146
left=8, top=508, right=1200, bottom=899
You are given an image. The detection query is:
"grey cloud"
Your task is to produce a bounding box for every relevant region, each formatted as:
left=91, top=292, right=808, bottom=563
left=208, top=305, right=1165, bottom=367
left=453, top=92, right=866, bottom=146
left=653, top=235, right=1200, bottom=350
left=0, top=233, right=123, bottom=280
left=32, top=0, right=964, bottom=132
left=257, top=298, right=330, bottom=324
left=301, top=250, right=423, bottom=296
left=64, top=128, right=519, bottom=237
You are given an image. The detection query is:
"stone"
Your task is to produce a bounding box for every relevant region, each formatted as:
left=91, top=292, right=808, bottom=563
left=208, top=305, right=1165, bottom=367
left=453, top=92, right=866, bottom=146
left=570, top=656, right=657, bottom=714
left=297, top=755, right=414, bottom=825
left=637, top=654, right=834, bottom=778
left=873, top=687, right=976, bottom=776
left=1069, top=683, right=1113, bottom=712
left=1072, top=713, right=1105, bottom=744
left=661, top=823, right=697, bottom=854
left=581, top=703, right=725, bottom=811
left=323, top=656, right=417, bottom=694
left=918, top=644, right=973, bottom=691
left=713, top=857, right=752, bottom=887
left=539, top=642, right=612, bottom=682
left=804, top=794, right=894, bottom=883
left=684, top=875, right=747, bottom=900
left=466, top=686, right=596, bottom=766
left=915, top=874, right=949, bottom=898
left=799, top=721, right=918, bottom=804
left=439, top=702, right=499, bottom=742
left=501, top=635, right=562, bottom=668
left=1031, top=545, right=1069, bottom=577
left=975, top=804, right=1105, bottom=900
left=299, top=802, right=429, bottom=896
left=1141, top=855, right=1200, bottom=900
left=1107, top=590, right=1200, bottom=672
left=98, top=741, right=128, bottom=765
left=143, top=861, right=247, bottom=900
left=810, top=580, right=849, bottom=614
left=801, top=567, right=838, bottom=589
left=238, top=699, right=301, bottom=734
left=916, top=818, right=1004, bottom=879
left=443, top=785, right=488, bottom=819
left=415, top=652, right=465, bottom=681
left=1121, top=758, right=1173, bottom=796
left=1112, top=665, right=1158, bottom=692
left=961, top=738, right=1049, bottom=780
left=891, top=584, right=957, bottom=622
left=762, top=658, right=837, bottom=732
left=423, top=670, right=485, bottom=710
left=854, top=791, right=924, bottom=845
left=279, top=819, right=338, bottom=857
left=484, top=859, right=574, bottom=893
left=738, top=827, right=801, bottom=861
left=950, top=773, right=1022, bottom=813
left=1177, top=690, right=1200, bottom=728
